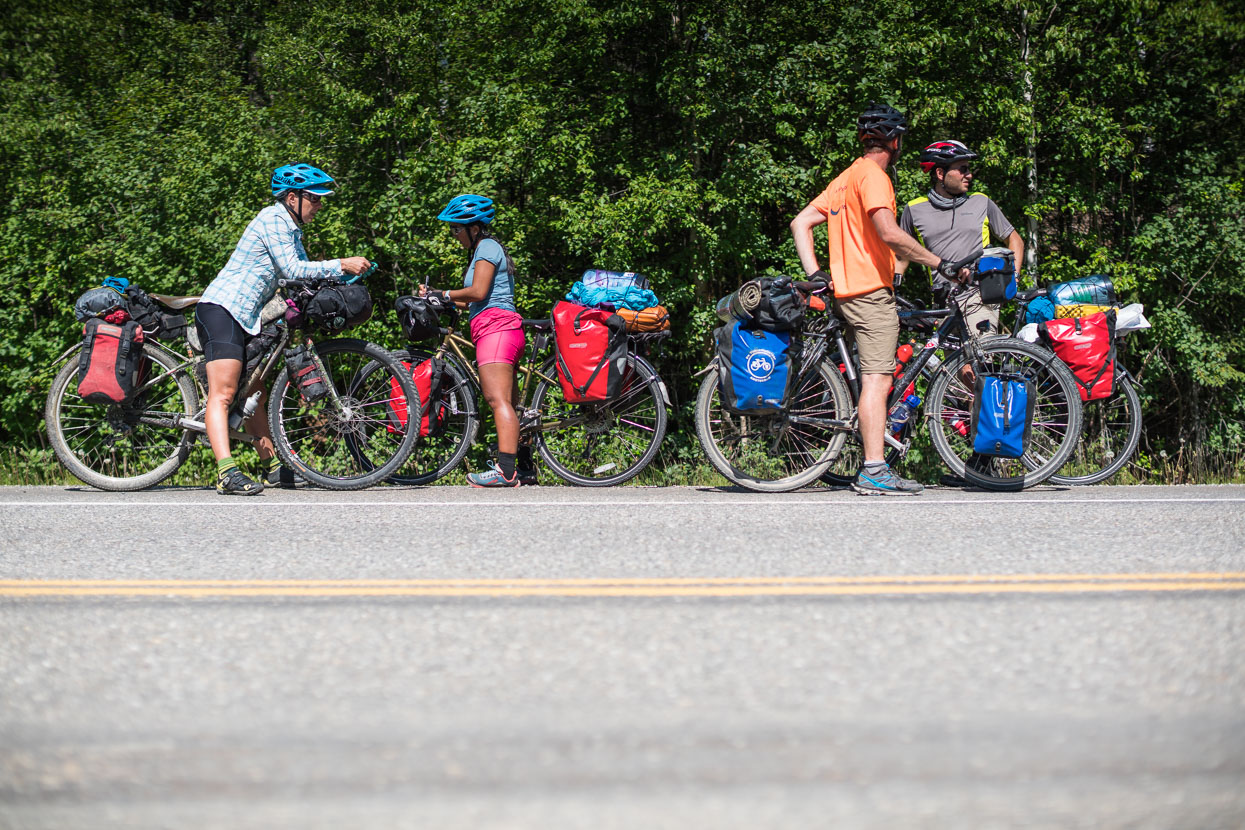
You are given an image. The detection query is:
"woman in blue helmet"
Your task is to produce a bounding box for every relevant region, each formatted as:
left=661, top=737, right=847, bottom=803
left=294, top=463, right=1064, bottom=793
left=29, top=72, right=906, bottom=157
left=421, top=194, right=533, bottom=487
left=196, top=163, right=373, bottom=495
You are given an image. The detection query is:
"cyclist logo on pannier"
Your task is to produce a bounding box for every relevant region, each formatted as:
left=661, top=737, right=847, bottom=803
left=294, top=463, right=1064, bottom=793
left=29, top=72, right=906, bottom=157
left=745, top=349, right=777, bottom=382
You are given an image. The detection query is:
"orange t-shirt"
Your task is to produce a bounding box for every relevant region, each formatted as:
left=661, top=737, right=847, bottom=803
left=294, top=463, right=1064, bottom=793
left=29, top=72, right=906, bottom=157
left=810, top=156, right=897, bottom=298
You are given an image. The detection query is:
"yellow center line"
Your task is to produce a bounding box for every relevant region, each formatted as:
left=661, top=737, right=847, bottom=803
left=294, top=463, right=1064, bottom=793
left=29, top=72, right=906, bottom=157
left=0, top=573, right=1242, bottom=598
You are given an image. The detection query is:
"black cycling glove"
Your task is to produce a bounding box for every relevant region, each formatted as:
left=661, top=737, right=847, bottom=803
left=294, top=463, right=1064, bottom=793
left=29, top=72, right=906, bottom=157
left=807, top=269, right=832, bottom=290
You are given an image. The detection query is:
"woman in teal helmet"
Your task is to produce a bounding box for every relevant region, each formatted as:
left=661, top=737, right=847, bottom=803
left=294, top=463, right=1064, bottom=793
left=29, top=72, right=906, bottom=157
left=196, top=163, right=373, bottom=495
left=422, top=194, right=534, bottom=487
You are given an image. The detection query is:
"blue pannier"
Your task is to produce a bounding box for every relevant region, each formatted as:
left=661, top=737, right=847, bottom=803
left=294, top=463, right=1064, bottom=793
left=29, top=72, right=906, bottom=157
left=715, top=321, right=799, bottom=414
left=971, top=373, right=1034, bottom=458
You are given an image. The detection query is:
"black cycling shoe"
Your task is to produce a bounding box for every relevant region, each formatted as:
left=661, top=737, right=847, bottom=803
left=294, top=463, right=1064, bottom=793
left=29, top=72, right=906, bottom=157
left=217, top=469, right=264, bottom=496
left=264, top=465, right=303, bottom=489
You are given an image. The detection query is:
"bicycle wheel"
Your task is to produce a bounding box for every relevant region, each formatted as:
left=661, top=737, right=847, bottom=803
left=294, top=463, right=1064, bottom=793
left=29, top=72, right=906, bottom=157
left=531, top=354, right=668, bottom=486
left=926, top=338, right=1083, bottom=491
left=1050, top=373, right=1142, bottom=485
left=695, top=358, right=851, bottom=492
left=45, top=343, right=198, bottom=491
left=381, top=349, right=480, bottom=485
left=269, top=338, right=419, bottom=490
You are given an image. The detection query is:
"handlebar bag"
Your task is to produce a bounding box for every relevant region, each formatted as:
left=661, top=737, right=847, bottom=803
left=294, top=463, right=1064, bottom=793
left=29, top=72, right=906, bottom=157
left=305, top=284, right=373, bottom=331
left=970, top=372, right=1034, bottom=458
left=751, top=277, right=805, bottom=332
left=394, top=295, right=443, bottom=341
left=553, top=301, right=628, bottom=403
left=78, top=319, right=145, bottom=404
left=386, top=356, right=446, bottom=437
left=715, top=321, right=800, bottom=414
left=615, top=306, right=671, bottom=332
left=976, top=247, right=1017, bottom=305
left=1039, top=309, right=1116, bottom=401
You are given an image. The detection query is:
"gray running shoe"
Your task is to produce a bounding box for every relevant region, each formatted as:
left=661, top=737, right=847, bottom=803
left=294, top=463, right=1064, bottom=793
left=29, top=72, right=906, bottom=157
left=264, top=465, right=303, bottom=489
left=852, top=465, right=924, bottom=496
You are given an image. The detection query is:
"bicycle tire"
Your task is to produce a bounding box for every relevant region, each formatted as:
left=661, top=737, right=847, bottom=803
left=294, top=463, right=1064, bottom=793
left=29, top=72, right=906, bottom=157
left=1050, top=373, right=1142, bottom=485
left=695, top=358, right=851, bottom=492
left=531, top=354, right=667, bottom=486
left=926, top=338, right=1083, bottom=491
left=45, top=342, right=199, bottom=491
left=381, top=349, right=480, bottom=486
left=269, top=338, right=419, bottom=490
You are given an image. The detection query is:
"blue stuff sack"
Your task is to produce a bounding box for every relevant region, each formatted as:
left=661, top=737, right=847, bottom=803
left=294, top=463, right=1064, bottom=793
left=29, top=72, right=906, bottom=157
left=715, top=321, right=799, bottom=413
left=1024, top=295, right=1056, bottom=324
left=970, top=372, right=1034, bottom=458
left=975, top=247, right=1017, bottom=305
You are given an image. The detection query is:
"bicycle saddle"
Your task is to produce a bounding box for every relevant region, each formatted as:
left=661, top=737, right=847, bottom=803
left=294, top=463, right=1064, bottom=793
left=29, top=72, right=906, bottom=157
left=149, top=293, right=202, bottom=310
left=1014, top=287, right=1046, bottom=302
left=522, top=318, right=552, bottom=331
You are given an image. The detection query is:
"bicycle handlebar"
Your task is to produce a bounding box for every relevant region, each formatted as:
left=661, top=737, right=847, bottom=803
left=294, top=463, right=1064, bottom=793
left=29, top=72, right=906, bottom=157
left=279, top=262, right=377, bottom=291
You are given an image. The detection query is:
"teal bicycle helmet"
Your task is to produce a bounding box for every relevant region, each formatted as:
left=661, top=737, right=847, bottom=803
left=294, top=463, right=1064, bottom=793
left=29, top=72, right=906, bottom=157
left=437, top=194, right=495, bottom=225
left=271, top=164, right=335, bottom=197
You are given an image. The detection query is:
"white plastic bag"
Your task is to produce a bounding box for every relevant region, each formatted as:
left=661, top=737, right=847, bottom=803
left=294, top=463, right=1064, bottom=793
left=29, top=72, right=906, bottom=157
left=1114, top=302, right=1150, bottom=334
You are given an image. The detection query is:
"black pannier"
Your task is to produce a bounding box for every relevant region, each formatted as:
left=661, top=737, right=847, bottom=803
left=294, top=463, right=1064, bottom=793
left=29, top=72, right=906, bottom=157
left=394, top=295, right=443, bottom=341
left=305, top=284, right=373, bottom=331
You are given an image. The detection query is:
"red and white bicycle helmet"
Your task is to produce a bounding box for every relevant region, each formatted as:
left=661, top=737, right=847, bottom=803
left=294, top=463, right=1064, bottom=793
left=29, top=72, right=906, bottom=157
left=918, top=140, right=979, bottom=173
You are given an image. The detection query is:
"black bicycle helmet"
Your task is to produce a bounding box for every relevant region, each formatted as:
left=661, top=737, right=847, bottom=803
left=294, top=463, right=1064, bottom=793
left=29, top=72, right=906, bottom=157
left=918, top=140, right=979, bottom=173
left=857, top=103, right=908, bottom=141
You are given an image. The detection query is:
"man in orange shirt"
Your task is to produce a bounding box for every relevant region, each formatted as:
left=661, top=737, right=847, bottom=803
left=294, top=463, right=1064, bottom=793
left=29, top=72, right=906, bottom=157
left=791, top=103, right=961, bottom=495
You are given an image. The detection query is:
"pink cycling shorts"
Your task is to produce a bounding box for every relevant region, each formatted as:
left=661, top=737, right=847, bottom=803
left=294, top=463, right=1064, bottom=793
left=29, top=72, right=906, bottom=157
left=471, top=307, right=525, bottom=366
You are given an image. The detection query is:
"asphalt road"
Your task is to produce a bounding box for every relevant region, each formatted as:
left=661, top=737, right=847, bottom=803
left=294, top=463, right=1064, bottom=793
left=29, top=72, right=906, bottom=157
left=1, top=484, right=1243, bottom=828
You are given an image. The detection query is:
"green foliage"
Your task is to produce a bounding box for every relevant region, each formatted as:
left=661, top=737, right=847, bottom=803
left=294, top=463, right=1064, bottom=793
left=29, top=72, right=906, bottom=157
left=2, top=0, right=1242, bottom=479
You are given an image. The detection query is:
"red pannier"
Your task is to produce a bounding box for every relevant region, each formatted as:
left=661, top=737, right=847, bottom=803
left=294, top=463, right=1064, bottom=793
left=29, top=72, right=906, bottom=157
left=387, top=356, right=446, bottom=437
left=1039, top=309, right=1116, bottom=401
left=77, top=318, right=145, bottom=404
left=552, top=301, right=628, bottom=403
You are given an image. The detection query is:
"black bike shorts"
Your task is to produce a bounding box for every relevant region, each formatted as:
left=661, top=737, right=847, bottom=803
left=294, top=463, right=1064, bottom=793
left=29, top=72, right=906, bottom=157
left=195, top=302, right=247, bottom=363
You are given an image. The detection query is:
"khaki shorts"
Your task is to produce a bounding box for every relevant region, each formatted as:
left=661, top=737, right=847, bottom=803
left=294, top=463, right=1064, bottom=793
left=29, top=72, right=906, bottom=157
left=956, top=285, right=1000, bottom=338
left=834, top=287, right=899, bottom=375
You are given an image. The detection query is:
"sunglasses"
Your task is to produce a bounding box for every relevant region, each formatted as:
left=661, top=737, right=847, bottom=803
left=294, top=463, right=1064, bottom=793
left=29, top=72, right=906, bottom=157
left=302, top=192, right=323, bottom=204
left=448, top=224, right=466, bottom=235
left=949, top=165, right=973, bottom=175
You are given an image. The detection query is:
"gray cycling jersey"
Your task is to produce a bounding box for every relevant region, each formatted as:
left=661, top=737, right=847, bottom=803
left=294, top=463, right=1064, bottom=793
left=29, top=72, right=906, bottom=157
left=898, top=192, right=1015, bottom=294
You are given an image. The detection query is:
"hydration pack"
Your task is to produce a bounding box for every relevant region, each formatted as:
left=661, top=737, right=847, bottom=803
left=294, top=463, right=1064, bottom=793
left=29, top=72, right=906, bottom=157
left=1039, top=309, right=1116, bottom=401
left=715, top=321, right=800, bottom=413
left=386, top=356, right=447, bottom=437
left=552, top=301, right=628, bottom=403
left=971, top=373, right=1034, bottom=458
left=77, top=319, right=146, bottom=404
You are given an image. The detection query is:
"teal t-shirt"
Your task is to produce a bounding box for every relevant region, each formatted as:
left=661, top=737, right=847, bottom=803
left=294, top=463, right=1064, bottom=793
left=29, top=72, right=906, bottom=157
left=463, top=237, right=516, bottom=320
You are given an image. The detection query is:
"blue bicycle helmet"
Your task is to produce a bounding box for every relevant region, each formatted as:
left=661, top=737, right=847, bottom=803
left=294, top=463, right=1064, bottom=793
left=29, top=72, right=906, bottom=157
left=437, top=194, right=495, bottom=225
left=271, top=163, right=335, bottom=197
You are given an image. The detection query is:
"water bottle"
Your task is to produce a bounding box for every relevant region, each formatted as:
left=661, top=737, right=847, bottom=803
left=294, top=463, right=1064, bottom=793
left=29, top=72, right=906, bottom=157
left=892, top=343, right=913, bottom=378
left=888, top=393, right=921, bottom=436
left=228, top=390, right=263, bottom=430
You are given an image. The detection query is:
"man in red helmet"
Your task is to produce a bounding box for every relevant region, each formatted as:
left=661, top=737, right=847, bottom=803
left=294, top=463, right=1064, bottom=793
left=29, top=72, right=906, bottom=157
left=791, top=104, right=963, bottom=496
left=896, top=140, right=1024, bottom=338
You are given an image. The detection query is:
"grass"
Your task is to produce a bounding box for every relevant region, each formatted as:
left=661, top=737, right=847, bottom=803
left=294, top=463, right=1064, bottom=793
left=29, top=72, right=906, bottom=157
left=6, top=438, right=1244, bottom=489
